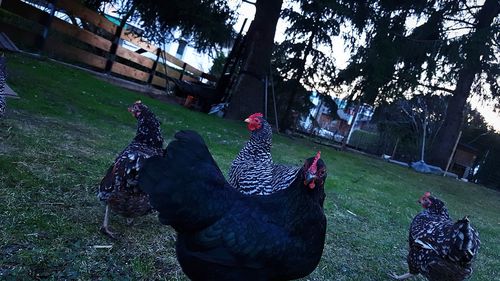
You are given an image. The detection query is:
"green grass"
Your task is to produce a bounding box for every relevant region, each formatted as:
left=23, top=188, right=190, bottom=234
left=1, top=53, right=499, bottom=281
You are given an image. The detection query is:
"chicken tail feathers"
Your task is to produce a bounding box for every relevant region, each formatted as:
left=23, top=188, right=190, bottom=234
left=448, top=216, right=480, bottom=264
left=139, top=130, right=232, bottom=231
left=172, top=130, right=218, bottom=164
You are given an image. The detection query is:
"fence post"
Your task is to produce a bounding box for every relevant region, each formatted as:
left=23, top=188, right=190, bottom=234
left=105, top=26, right=124, bottom=73
left=105, top=4, right=136, bottom=73
left=38, top=0, right=57, bottom=51
left=179, top=63, right=187, bottom=81
left=147, top=48, right=161, bottom=85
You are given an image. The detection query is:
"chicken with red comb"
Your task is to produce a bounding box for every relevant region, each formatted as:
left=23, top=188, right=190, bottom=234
left=228, top=112, right=300, bottom=195
left=139, top=130, right=327, bottom=281
left=390, top=192, right=480, bottom=281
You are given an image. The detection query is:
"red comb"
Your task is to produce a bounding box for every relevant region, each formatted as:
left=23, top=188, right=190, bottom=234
left=308, top=151, right=321, bottom=173
left=424, top=192, right=431, bottom=197
left=248, top=112, right=263, bottom=119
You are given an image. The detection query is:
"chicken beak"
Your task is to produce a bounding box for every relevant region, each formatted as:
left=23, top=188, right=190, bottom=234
left=128, top=106, right=140, bottom=117
left=244, top=118, right=251, bottom=123
left=304, top=171, right=317, bottom=188
left=128, top=107, right=136, bottom=117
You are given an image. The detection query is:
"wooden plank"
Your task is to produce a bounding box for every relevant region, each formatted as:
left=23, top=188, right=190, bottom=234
left=154, top=63, right=182, bottom=80
left=116, top=45, right=154, bottom=69
left=45, top=37, right=107, bottom=69
left=123, top=34, right=210, bottom=81
left=182, top=75, right=199, bottom=83
left=201, top=72, right=217, bottom=82
left=55, top=0, right=117, bottom=34
left=111, top=61, right=150, bottom=82
left=184, top=64, right=203, bottom=77
left=121, top=31, right=158, bottom=54
left=1, top=0, right=47, bottom=25
left=51, top=17, right=111, bottom=51
left=151, top=75, right=167, bottom=88
left=0, top=22, right=39, bottom=48
left=160, top=50, right=186, bottom=69
left=1, top=0, right=214, bottom=84
left=159, top=50, right=206, bottom=80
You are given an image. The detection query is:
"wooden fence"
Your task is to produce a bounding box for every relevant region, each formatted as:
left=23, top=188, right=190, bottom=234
left=0, top=0, right=217, bottom=89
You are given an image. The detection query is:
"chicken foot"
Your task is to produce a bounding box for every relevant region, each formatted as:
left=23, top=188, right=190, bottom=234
left=100, top=205, right=117, bottom=239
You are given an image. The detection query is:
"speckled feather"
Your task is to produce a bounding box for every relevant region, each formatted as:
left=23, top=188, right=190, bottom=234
left=139, top=130, right=327, bottom=281
left=0, top=56, right=6, bottom=118
left=407, top=196, right=480, bottom=281
left=228, top=116, right=299, bottom=195
left=98, top=103, right=163, bottom=217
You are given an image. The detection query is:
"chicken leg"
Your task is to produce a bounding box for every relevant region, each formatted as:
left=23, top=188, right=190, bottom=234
left=100, top=205, right=116, bottom=239
left=388, top=272, right=414, bottom=280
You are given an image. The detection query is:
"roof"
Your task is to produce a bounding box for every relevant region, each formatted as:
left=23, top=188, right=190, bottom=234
left=104, top=14, right=143, bottom=34
left=457, top=143, right=479, bottom=154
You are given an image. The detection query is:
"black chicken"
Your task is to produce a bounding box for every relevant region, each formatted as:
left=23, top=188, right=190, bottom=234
left=139, top=130, right=327, bottom=281
left=390, top=192, right=480, bottom=281
left=0, top=54, right=6, bottom=118
left=97, top=101, right=164, bottom=238
left=228, top=113, right=299, bottom=195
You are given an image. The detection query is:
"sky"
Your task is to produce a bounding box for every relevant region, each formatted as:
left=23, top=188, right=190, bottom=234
left=231, top=1, right=500, bottom=132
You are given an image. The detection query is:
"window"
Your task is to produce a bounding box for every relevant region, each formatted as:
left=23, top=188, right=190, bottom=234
left=176, top=39, right=187, bottom=59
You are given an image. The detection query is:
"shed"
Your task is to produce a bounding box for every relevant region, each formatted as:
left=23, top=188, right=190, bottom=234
left=449, top=143, right=479, bottom=179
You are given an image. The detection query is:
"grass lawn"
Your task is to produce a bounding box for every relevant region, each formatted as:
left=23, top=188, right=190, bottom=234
left=1, top=53, right=499, bottom=281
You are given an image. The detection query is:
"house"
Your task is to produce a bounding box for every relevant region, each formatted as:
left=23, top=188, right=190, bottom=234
left=300, top=92, right=374, bottom=142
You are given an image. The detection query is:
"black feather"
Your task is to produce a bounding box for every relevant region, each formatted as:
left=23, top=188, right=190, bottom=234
left=139, top=130, right=327, bottom=281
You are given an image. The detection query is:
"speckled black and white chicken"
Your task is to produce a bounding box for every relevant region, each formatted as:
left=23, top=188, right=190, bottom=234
left=390, top=192, right=480, bottom=281
left=0, top=54, right=6, bottom=118
left=97, top=101, right=164, bottom=238
left=228, top=113, right=299, bottom=195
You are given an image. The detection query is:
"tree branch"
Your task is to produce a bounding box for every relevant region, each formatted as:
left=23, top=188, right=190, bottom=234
left=415, top=81, right=455, bottom=94
left=443, top=17, right=476, bottom=27
left=462, top=1, right=483, bottom=16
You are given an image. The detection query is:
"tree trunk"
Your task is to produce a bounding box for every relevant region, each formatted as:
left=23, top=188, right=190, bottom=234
left=225, top=0, right=283, bottom=120
left=429, top=0, right=499, bottom=168
left=280, top=27, right=317, bottom=130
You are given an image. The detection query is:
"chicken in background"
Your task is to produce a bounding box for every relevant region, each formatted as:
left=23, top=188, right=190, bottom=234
left=390, top=192, right=480, bottom=281
left=139, top=130, right=327, bottom=281
left=0, top=54, right=7, bottom=118
left=228, top=112, right=300, bottom=195
left=98, top=101, right=164, bottom=238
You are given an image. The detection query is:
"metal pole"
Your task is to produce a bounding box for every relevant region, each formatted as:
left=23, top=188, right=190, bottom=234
left=391, top=137, right=400, bottom=159
left=269, top=65, right=279, bottom=132
left=443, top=130, right=463, bottom=176
left=346, top=105, right=360, bottom=145
left=421, top=117, right=427, bottom=162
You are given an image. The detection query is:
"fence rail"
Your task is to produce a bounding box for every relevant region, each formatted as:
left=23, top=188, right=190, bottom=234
left=0, top=0, right=217, bottom=89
